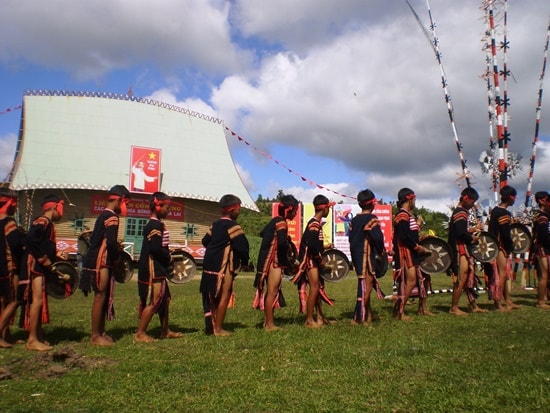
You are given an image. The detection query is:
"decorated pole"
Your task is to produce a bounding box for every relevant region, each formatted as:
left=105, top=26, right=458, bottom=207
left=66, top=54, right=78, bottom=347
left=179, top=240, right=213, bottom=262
left=524, top=17, right=550, bottom=208
left=482, top=27, right=500, bottom=203
left=500, top=0, right=512, bottom=186
left=485, top=1, right=508, bottom=187
left=406, top=0, right=473, bottom=188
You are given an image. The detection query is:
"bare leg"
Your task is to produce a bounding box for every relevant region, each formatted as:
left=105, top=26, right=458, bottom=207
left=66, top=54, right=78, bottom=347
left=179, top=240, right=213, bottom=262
left=26, top=276, right=51, bottom=351
left=305, top=268, right=322, bottom=328
left=495, top=253, right=512, bottom=312
left=418, top=297, right=435, bottom=316
left=398, top=266, right=417, bottom=321
left=0, top=301, right=20, bottom=348
left=450, top=256, right=469, bottom=316
left=536, top=258, right=550, bottom=308
left=91, top=268, right=113, bottom=346
left=159, top=297, right=182, bottom=339
left=213, top=274, right=233, bottom=336
left=0, top=275, right=20, bottom=348
left=264, top=266, right=282, bottom=331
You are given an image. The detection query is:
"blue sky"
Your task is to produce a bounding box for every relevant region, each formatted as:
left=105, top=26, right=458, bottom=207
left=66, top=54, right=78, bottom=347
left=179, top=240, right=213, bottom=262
left=1, top=0, right=549, bottom=214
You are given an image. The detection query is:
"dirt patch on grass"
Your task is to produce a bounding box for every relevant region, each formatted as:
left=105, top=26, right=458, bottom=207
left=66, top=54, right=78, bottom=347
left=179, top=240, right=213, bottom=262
left=0, top=347, right=117, bottom=380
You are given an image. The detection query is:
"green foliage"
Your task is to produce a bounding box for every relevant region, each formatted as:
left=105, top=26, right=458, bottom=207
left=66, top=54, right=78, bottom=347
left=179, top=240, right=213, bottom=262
left=416, top=207, right=450, bottom=239
left=391, top=204, right=451, bottom=239
left=238, top=197, right=274, bottom=239
left=0, top=274, right=549, bottom=413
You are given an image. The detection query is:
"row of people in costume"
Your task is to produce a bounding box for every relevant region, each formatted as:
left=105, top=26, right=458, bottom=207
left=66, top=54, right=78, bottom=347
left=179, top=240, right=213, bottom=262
left=251, top=186, right=550, bottom=331
left=2, top=184, right=549, bottom=348
left=0, top=190, right=65, bottom=350
left=0, top=186, right=182, bottom=350
left=79, top=186, right=183, bottom=345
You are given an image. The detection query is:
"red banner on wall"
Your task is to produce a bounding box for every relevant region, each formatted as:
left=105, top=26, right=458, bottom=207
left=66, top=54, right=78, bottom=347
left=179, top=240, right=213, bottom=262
left=271, top=203, right=302, bottom=247
left=130, top=146, right=161, bottom=194
left=90, top=195, right=184, bottom=221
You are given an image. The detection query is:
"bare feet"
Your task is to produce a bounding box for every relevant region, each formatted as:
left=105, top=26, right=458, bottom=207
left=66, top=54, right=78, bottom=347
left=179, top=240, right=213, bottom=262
left=134, top=332, right=158, bottom=343
left=91, top=334, right=114, bottom=346
left=304, top=321, right=323, bottom=328
left=418, top=310, right=436, bottom=316
left=160, top=330, right=183, bottom=339
left=213, top=329, right=232, bottom=336
left=449, top=308, right=469, bottom=316
left=506, top=302, right=521, bottom=310
left=536, top=302, right=550, bottom=309
left=471, top=307, right=489, bottom=314
left=264, top=325, right=282, bottom=332
left=398, top=314, right=412, bottom=321
left=102, top=333, right=114, bottom=343
left=26, top=340, right=52, bottom=351
left=0, top=338, right=13, bottom=348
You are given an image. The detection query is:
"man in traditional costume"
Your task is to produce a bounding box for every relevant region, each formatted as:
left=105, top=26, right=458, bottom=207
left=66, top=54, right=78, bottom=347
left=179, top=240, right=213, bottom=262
left=200, top=194, right=249, bottom=336
left=253, top=194, right=299, bottom=331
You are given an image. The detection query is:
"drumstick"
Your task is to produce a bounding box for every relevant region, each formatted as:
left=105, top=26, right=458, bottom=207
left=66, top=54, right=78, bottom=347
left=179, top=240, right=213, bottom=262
left=53, top=270, right=71, bottom=282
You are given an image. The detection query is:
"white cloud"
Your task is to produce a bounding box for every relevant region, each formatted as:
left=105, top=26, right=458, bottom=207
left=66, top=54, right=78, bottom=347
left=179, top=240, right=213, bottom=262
left=0, top=134, right=17, bottom=181
left=0, top=0, right=251, bottom=79
left=1, top=0, right=548, bottom=213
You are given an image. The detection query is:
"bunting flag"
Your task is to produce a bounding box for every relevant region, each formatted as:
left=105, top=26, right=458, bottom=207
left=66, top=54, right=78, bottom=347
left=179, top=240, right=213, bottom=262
left=0, top=104, right=22, bottom=115
left=225, top=126, right=356, bottom=200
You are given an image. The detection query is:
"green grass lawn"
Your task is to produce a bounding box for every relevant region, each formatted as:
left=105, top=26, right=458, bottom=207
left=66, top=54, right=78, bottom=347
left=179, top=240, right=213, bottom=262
left=0, top=271, right=548, bottom=413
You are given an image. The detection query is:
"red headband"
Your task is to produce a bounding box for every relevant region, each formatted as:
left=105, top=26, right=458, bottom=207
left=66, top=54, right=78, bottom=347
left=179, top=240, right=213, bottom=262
left=154, top=198, right=171, bottom=206
left=359, top=198, right=377, bottom=207
left=314, top=201, right=335, bottom=211
left=109, top=195, right=129, bottom=203
left=42, top=200, right=63, bottom=211
left=0, top=196, right=16, bottom=214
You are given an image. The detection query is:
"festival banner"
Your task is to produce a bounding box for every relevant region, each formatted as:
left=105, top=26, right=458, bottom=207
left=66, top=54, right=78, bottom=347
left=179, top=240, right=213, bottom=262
left=130, top=146, right=161, bottom=194
left=333, top=203, right=393, bottom=261
left=302, top=203, right=334, bottom=248
left=271, top=203, right=302, bottom=247
left=90, top=194, right=184, bottom=221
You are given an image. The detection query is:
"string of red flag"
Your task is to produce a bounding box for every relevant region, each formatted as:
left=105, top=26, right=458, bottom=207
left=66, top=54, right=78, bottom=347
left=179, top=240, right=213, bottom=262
left=224, top=126, right=356, bottom=200
left=0, top=104, right=22, bottom=115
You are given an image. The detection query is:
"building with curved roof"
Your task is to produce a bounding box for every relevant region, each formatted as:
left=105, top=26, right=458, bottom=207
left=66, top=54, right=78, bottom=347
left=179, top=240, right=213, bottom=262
left=7, top=91, right=257, bottom=261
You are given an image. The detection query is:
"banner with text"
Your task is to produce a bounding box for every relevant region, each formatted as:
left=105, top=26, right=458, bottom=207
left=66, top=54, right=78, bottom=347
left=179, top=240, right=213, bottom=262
left=270, top=203, right=303, bottom=247
left=90, top=194, right=184, bottom=220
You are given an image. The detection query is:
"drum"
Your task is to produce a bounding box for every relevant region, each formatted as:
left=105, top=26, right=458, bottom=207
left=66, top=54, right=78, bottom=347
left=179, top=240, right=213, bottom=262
left=77, top=230, right=92, bottom=257
left=418, top=236, right=452, bottom=275
left=284, top=241, right=300, bottom=280
left=510, top=223, right=531, bottom=254
left=372, top=250, right=389, bottom=278
left=320, top=248, right=350, bottom=282
left=46, top=261, right=79, bottom=299
left=168, top=249, right=197, bottom=284
left=113, top=251, right=134, bottom=283
left=469, top=231, right=499, bottom=263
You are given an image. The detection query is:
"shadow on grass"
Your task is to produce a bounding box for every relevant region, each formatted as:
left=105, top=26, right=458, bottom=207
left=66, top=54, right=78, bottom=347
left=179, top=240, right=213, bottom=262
left=45, top=326, right=88, bottom=344
left=146, top=325, right=201, bottom=336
